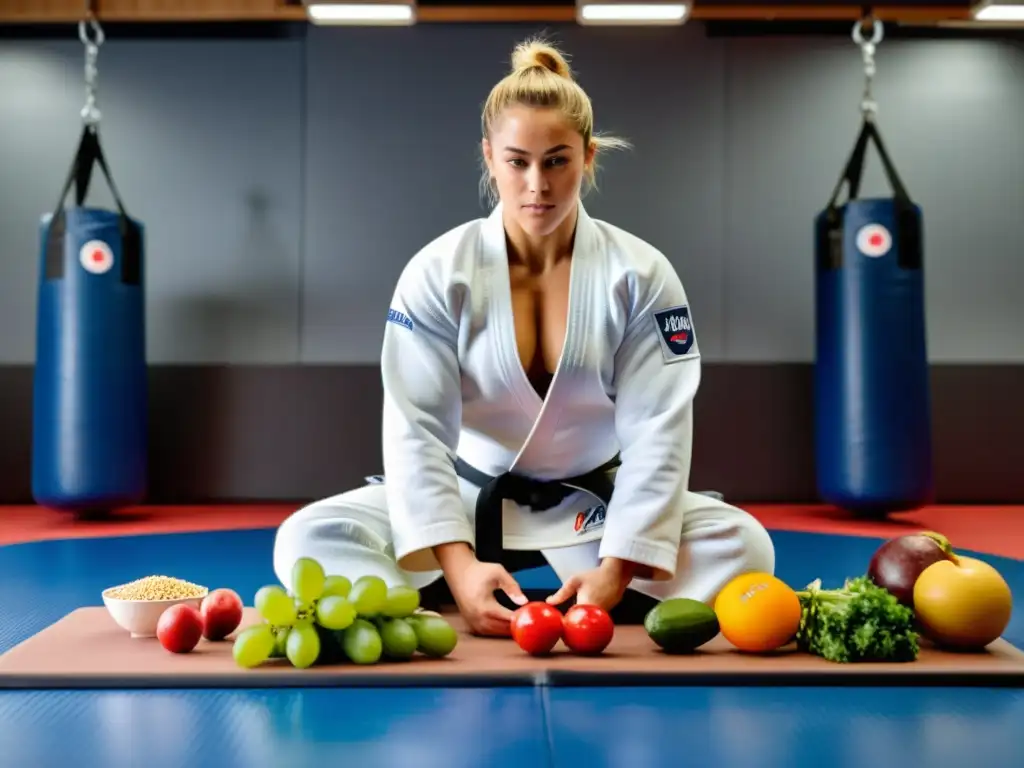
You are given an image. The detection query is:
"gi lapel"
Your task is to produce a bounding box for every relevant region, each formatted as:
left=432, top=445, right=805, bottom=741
left=482, top=201, right=597, bottom=476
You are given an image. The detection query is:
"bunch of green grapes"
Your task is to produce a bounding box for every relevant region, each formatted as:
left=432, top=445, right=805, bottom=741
left=231, top=556, right=458, bottom=669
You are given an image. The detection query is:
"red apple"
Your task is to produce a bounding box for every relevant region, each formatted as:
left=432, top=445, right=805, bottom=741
left=867, top=531, right=958, bottom=607
left=201, top=588, right=244, bottom=641
left=157, top=604, right=204, bottom=653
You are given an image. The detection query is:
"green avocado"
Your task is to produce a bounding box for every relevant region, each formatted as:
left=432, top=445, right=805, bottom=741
left=644, top=598, right=720, bottom=654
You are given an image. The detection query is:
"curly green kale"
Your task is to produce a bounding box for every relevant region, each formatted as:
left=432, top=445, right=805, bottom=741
left=794, top=575, right=919, bottom=663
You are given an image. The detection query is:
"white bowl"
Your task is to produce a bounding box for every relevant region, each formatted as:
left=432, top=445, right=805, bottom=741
left=102, top=587, right=209, bottom=638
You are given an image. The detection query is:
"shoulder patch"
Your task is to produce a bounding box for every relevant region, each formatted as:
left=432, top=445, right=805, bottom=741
left=387, top=308, right=414, bottom=331
left=652, top=305, right=698, bottom=362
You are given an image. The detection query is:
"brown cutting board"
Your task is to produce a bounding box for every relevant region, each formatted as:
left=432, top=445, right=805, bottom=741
left=0, top=607, right=1021, bottom=689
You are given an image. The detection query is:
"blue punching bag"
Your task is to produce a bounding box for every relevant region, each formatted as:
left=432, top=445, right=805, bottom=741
left=814, top=117, right=933, bottom=515
left=32, top=124, right=147, bottom=514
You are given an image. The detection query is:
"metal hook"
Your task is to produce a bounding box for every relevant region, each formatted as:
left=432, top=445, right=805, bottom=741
left=851, top=15, right=882, bottom=121
left=78, top=1, right=103, bottom=126
left=79, top=18, right=104, bottom=47
left=852, top=16, right=884, bottom=46
left=79, top=0, right=104, bottom=46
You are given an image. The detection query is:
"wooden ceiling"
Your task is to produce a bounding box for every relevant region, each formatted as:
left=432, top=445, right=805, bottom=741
left=0, top=0, right=989, bottom=25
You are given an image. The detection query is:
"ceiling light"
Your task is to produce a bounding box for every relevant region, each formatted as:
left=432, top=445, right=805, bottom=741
left=304, top=1, right=416, bottom=26
left=576, top=1, right=689, bottom=26
left=972, top=1, right=1024, bottom=22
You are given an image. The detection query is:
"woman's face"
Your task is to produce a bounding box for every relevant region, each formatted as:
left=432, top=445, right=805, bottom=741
left=483, top=105, right=594, bottom=239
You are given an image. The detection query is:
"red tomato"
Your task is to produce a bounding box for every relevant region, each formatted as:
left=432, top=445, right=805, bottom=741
left=510, top=602, right=564, bottom=655
left=562, top=604, right=614, bottom=655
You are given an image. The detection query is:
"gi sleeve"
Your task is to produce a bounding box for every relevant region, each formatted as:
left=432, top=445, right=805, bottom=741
left=599, top=256, right=701, bottom=581
left=379, top=258, right=472, bottom=572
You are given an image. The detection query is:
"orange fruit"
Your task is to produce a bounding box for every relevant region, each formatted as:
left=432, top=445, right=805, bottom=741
left=713, top=572, right=801, bottom=653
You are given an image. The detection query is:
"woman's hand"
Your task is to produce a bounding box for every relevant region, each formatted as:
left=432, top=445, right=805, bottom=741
left=434, top=543, right=528, bottom=636
left=546, top=558, right=636, bottom=612
left=449, top=560, right=529, bottom=636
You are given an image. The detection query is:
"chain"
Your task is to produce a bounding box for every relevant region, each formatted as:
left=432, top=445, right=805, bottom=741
left=78, top=6, right=104, bottom=126
left=851, top=16, right=883, bottom=121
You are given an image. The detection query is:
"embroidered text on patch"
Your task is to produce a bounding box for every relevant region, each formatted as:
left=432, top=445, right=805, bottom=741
left=387, top=308, right=414, bottom=331
left=653, top=305, right=696, bottom=360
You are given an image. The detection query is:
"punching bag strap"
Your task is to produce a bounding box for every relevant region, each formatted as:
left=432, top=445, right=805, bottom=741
left=820, top=117, right=920, bottom=271
left=52, top=124, right=132, bottom=222
left=827, top=18, right=912, bottom=213
left=827, top=117, right=912, bottom=212
left=819, top=17, right=921, bottom=272
left=45, top=15, right=141, bottom=286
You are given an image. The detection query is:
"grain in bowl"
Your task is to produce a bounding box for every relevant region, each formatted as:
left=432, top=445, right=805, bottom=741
left=102, top=575, right=209, bottom=638
left=104, top=575, right=208, bottom=602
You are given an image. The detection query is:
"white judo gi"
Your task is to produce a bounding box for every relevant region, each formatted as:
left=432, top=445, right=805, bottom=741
left=273, top=202, right=775, bottom=605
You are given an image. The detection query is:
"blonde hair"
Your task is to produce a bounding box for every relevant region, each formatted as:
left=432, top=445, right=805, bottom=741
left=479, top=37, right=631, bottom=206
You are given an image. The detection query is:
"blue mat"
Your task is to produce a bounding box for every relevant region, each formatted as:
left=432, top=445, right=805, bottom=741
left=3, top=527, right=1019, bottom=655
left=1, top=527, right=1022, bottom=768
left=545, top=686, right=1024, bottom=768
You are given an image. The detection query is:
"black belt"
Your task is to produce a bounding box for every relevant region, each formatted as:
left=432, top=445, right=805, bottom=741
left=454, top=454, right=621, bottom=564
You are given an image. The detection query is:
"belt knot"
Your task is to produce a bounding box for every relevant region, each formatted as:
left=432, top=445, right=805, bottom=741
left=499, top=474, right=568, bottom=512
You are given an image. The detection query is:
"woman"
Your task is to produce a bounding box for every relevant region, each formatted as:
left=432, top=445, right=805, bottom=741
left=273, top=38, right=775, bottom=637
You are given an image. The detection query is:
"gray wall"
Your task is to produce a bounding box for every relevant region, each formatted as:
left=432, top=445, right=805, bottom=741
left=1, top=23, right=1022, bottom=505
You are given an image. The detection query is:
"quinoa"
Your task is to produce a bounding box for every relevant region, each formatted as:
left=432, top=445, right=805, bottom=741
left=105, top=575, right=207, bottom=601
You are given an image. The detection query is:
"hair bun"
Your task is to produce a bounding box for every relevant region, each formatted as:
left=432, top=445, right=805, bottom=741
left=511, top=39, right=572, bottom=79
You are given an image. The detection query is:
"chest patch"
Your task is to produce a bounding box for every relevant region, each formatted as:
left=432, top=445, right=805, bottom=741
left=653, top=305, right=697, bottom=361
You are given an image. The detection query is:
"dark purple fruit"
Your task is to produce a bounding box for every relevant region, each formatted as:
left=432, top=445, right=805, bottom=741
left=867, top=531, right=958, bottom=607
